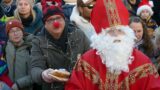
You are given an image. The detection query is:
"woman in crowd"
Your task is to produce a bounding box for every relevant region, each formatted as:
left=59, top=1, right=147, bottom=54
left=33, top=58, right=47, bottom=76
left=5, top=18, right=33, bottom=90
left=129, top=16, right=155, bottom=63
left=14, top=0, right=43, bottom=35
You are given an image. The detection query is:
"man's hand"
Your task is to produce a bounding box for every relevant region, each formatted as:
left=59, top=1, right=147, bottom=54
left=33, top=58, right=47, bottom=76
left=42, top=68, right=70, bottom=83
left=42, top=68, right=55, bottom=83
left=48, top=69, right=70, bottom=82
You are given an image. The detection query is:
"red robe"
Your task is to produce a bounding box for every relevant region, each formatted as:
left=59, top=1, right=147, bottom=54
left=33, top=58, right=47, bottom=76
left=65, top=49, right=160, bottom=90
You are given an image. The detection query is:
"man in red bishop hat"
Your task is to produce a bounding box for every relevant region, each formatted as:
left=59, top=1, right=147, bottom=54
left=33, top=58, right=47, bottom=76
left=65, top=0, right=160, bottom=89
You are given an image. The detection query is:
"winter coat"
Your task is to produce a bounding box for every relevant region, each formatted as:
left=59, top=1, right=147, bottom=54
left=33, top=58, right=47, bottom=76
left=135, top=40, right=156, bottom=64
left=31, top=21, right=91, bottom=90
left=23, top=6, right=43, bottom=35
left=62, top=4, right=74, bottom=20
left=126, top=0, right=141, bottom=16
left=0, top=3, right=15, bottom=41
left=0, top=3, right=16, bottom=18
left=5, top=34, right=34, bottom=90
left=143, top=18, right=158, bottom=32
left=0, top=21, right=8, bottom=42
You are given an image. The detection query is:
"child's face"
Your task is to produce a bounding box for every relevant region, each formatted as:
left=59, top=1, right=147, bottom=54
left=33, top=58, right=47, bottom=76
left=140, top=9, right=150, bottom=20
left=8, top=27, right=23, bottom=44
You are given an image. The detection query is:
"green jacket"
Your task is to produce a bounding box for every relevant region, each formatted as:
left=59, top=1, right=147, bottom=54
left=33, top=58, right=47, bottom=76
left=5, top=34, right=34, bottom=90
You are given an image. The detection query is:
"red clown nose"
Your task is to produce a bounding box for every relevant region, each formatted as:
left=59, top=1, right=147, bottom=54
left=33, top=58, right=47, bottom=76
left=53, top=21, right=60, bottom=28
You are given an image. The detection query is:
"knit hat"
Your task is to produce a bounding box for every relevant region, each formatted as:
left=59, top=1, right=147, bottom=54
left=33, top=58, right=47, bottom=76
left=91, top=0, right=129, bottom=33
left=41, top=0, right=64, bottom=22
left=137, top=0, right=153, bottom=16
left=5, top=18, right=24, bottom=34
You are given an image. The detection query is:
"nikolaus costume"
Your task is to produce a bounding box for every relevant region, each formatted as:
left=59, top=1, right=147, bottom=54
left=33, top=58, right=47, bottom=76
left=65, top=0, right=160, bottom=89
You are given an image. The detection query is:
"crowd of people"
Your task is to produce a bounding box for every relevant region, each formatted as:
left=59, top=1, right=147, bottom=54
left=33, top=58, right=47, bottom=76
left=0, top=0, right=160, bottom=90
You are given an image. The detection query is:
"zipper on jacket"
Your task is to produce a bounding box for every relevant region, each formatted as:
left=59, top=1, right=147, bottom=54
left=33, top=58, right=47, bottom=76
left=13, top=49, right=16, bottom=81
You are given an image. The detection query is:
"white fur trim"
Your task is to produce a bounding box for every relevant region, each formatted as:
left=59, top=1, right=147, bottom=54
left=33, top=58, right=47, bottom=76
left=149, top=1, right=154, bottom=7
left=137, top=5, right=153, bottom=16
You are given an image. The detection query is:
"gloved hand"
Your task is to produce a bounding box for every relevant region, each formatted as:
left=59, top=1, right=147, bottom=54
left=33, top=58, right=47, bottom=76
left=12, top=83, right=18, bottom=90
left=42, top=68, right=54, bottom=83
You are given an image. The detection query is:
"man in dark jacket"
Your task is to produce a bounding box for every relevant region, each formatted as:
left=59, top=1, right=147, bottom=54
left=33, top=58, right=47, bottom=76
left=31, top=1, right=91, bottom=90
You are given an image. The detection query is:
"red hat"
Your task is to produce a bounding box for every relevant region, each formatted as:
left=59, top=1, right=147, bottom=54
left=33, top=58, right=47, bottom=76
left=137, top=0, right=153, bottom=16
left=91, top=0, right=129, bottom=33
left=41, top=0, right=64, bottom=22
left=5, top=18, right=24, bottom=35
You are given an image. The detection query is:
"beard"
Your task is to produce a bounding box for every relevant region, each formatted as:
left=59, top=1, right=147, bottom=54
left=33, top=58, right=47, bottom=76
left=91, top=26, right=135, bottom=74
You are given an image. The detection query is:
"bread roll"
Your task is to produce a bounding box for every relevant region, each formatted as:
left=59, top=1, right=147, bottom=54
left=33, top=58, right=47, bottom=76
left=51, top=70, right=70, bottom=78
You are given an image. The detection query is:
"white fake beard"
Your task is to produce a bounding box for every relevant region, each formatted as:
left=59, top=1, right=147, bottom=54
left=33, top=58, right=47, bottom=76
left=91, top=26, right=135, bottom=74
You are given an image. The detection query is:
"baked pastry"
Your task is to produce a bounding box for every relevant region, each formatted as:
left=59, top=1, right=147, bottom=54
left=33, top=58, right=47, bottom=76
left=51, top=69, right=70, bottom=78
left=49, top=69, right=70, bottom=81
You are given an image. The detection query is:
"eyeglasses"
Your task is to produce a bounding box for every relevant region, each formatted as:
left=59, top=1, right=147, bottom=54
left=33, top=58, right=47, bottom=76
left=9, top=29, right=22, bottom=35
left=46, top=16, right=63, bottom=24
left=81, top=4, right=94, bottom=9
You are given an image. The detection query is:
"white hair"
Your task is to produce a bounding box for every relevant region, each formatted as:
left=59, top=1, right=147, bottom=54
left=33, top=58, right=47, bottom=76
left=91, top=25, right=136, bottom=74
